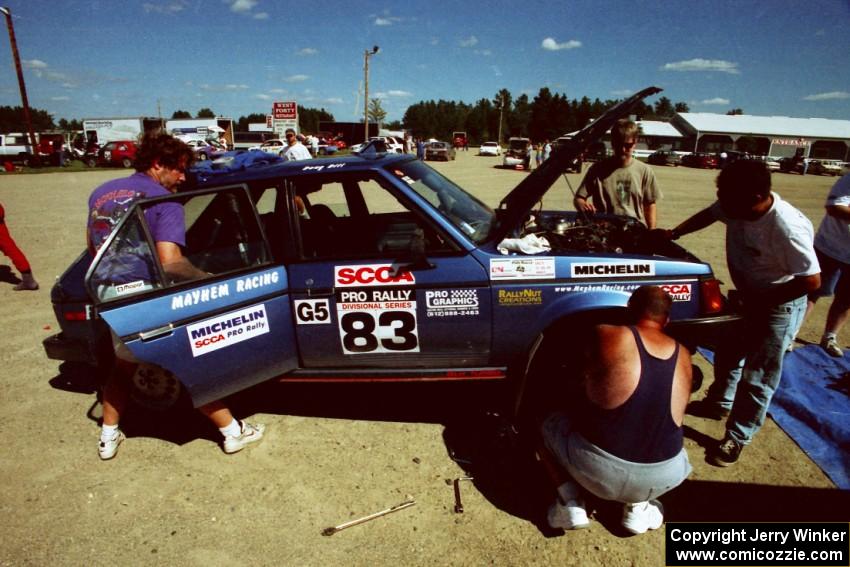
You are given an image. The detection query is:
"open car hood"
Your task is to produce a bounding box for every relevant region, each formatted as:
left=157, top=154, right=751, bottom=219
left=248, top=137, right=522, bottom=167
left=491, top=86, right=662, bottom=242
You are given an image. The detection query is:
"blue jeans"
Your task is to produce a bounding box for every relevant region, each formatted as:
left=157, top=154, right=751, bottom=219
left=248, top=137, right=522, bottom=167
left=707, top=295, right=807, bottom=445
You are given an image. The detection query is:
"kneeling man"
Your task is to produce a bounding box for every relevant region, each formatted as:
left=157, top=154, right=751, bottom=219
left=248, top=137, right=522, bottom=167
left=540, top=286, right=692, bottom=534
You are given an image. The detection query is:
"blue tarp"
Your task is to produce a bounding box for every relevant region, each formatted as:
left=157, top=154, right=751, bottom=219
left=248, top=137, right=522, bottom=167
left=698, top=346, right=850, bottom=490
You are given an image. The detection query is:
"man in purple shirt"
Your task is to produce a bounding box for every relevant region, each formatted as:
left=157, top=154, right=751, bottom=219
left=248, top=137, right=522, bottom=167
left=89, top=132, right=265, bottom=460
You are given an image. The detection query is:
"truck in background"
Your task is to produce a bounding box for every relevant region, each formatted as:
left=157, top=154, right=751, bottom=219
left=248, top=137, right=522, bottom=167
left=82, top=117, right=164, bottom=147
left=0, top=132, right=34, bottom=166
left=165, top=117, right=235, bottom=149
left=452, top=131, right=467, bottom=149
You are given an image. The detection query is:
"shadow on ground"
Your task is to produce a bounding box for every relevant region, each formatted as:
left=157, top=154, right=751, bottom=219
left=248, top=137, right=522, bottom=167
left=49, top=370, right=850, bottom=528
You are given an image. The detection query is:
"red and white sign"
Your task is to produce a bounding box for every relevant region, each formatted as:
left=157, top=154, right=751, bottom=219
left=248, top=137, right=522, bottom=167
left=335, top=264, right=416, bottom=287
left=661, top=283, right=692, bottom=302
left=273, top=101, right=297, bottom=120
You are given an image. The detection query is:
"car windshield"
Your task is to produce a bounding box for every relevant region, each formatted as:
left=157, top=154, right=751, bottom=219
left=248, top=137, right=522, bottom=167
left=387, top=160, right=495, bottom=243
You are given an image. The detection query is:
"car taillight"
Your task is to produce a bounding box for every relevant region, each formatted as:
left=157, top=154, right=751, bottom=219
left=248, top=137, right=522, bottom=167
left=700, top=279, right=724, bottom=314
left=63, top=311, right=87, bottom=321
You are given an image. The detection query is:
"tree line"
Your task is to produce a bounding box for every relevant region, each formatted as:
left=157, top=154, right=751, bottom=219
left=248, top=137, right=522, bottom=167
left=402, top=90, right=690, bottom=144
left=1, top=91, right=690, bottom=143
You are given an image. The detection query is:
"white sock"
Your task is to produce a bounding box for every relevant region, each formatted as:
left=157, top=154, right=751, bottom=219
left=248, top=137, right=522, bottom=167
left=101, top=423, right=119, bottom=442
left=220, top=419, right=242, bottom=439
left=824, top=332, right=837, bottom=340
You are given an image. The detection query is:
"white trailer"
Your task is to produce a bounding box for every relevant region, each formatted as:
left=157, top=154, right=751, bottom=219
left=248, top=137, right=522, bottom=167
left=82, top=117, right=164, bottom=145
left=165, top=118, right=235, bottom=148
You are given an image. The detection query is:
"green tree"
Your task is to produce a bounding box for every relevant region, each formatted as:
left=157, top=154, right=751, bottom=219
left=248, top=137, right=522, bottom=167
left=58, top=118, right=82, bottom=131
left=0, top=105, right=55, bottom=132
left=726, top=108, right=744, bottom=115
left=297, top=106, right=334, bottom=134
left=196, top=108, right=216, bottom=118
left=368, top=98, right=387, bottom=127
left=171, top=110, right=191, bottom=119
left=674, top=102, right=690, bottom=113
left=236, top=113, right=268, bottom=131
left=653, top=96, right=675, bottom=119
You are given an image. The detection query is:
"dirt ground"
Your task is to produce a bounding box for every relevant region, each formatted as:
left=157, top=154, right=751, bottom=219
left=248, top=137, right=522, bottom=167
left=1, top=154, right=847, bottom=567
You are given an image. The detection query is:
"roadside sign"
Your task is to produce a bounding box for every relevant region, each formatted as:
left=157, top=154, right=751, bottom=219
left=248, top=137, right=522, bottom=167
left=273, top=102, right=297, bottom=120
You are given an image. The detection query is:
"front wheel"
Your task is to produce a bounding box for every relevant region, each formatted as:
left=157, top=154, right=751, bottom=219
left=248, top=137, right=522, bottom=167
left=121, top=158, right=132, bottom=168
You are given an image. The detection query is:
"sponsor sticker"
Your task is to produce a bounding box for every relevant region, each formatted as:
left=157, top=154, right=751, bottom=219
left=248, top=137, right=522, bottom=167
left=171, top=269, right=281, bottom=310
left=294, top=298, right=332, bottom=324
left=187, top=304, right=270, bottom=357
left=335, top=264, right=416, bottom=287
left=425, top=289, right=480, bottom=317
left=497, top=288, right=543, bottom=306
left=661, top=283, right=692, bottom=302
left=114, top=280, right=146, bottom=296
left=571, top=261, right=655, bottom=278
left=490, top=257, right=556, bottom=281
left=335, top=285, right=419, bottom=354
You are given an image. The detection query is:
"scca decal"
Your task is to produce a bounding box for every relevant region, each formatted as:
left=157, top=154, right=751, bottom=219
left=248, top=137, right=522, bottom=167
left=335, top=264, right=416, bottom=287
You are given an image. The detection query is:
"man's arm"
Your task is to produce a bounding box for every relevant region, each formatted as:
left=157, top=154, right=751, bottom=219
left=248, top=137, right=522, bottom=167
left=665, top=206, right=717, bottom=240
left=825, top=204, right=850, bottom=223
left=156, top=241, right=208, bottom=282
left=643, top=202, right=657, bottom=229
left=742, top=273, right=821, bottom=309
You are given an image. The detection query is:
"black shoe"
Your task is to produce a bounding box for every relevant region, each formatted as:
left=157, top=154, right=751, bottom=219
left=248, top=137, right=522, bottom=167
left=709, top=435, right=742, bottom=467
left=687, top=399, right=730, bottom=421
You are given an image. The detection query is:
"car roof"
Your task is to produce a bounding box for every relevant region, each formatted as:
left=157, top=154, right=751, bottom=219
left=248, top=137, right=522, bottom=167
left=188, top=152, right=416, bottom=189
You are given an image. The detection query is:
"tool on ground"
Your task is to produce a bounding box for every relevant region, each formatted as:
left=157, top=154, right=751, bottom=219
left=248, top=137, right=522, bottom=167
left=453, top=476, right=474, bottom=513
left=322, top=497, right=416, bottom=536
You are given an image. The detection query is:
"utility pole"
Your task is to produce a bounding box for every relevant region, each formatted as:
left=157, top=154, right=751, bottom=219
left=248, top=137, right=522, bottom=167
left=363, top=45, right=379, bottom=143
left=0, top=6, right=39, bottom=166
left=497, top=94, right=505, bottom=146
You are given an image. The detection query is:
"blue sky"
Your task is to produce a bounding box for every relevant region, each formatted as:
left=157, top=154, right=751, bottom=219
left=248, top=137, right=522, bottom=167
left=0, top=0, right=848, bottom=126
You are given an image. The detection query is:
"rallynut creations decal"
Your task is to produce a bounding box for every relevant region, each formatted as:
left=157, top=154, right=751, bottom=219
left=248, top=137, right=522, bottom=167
left=490, top=257, right=555, bottom=281
left=334, top=264, right=419, bottom=355
left=186, top=304, right=269, bottom=357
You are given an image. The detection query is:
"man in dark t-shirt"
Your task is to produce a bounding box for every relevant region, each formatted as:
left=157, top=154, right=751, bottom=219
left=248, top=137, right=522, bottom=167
left=539, top=286, right=692, bottom=535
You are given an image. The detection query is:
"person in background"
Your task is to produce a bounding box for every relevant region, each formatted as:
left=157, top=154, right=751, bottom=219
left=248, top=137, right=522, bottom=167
left=664, top=160, right=820, bottom=466
left=539, top=286, right=692, bottom=535
left=0, top=202, right=39, bottom=290
left=804, top=173, right=850, bottom=357
left=574, top=119, right=661, bottom=228
left=542, top=139, right=552, bottom=163
left=87, top=132, right=266, bottom=460
left=282, top=128, right=312, bottom=161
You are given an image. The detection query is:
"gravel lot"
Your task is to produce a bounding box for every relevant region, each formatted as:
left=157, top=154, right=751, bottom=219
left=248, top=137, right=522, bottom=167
left=0, top=154, right=846, bottom=567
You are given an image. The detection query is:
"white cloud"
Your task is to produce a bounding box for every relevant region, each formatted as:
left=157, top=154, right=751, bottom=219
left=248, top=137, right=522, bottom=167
left=200, top=83, right=249, bottom=91
left=324, top=97, right=344, bottom=104
left=541, top=37, right=581, bottom=51
left=269, top=88, right=288, bottom=94
left=23, top=59, right=48, bottom=69
left=459, top=36, right=479, bottom=48
left=255, top=94, right=271, bottom=100
left=298, top=48, right=318, bottom=56
left=661, top=58, right=740, bottom=74
left=374, top=17, right=392, bottom=26
left=701, top=97, right=730, bottom=105
left=51, top=96, right=70, bottom=101
left=375, top=90, right=412, bottom=98
left=228, top=0, right=257, bottom=13
left=610, top=89, right=633, bottom=96
left=803, top=91, right=850, bottom=101
left=284, top=74, right=309, bottom=82
left=253, top=12, right=268, bottom=19
left=491, top=65, right=502, bottom=77
left=474, top=49, right=492, bottom=56
left=142, top=1, right=188, bottom=14
left=430, top=37, right=439, bottom=46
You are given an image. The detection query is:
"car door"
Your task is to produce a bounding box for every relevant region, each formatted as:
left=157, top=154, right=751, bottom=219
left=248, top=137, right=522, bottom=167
left=285, top=170, right=492, bottom=371
left=86, top=184, right=299, bottom=407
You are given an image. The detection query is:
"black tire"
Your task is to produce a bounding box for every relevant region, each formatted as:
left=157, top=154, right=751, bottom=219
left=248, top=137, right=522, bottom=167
left=121, top=158, right=132, bottom=168
left=86, top=157, right=97, bottom=168
left=196, top=152, right=208, bottom=161
left=130, top=363, right=186, bottom=412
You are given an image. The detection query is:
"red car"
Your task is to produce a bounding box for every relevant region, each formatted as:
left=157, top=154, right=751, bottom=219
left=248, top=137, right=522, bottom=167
left=681, top=152, right=717, bottom=169
left=97, top=140, right=138, bottom=168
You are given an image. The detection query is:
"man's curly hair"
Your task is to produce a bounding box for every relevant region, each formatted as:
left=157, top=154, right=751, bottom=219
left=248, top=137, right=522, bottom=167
left=134, top=131, right=195, bottom=173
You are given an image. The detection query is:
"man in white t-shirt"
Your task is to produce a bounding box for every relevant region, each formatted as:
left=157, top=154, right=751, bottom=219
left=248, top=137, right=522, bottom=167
left=806, top=173, right=850, bottom=357
left=663, top=160, right=820, bottom=467
left=282, top=128, right=312, bottom=161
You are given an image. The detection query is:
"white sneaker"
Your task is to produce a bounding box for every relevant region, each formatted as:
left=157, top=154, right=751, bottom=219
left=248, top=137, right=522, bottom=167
left=222, top=421, right=265, bottom=454
left=547, top=499, right=590, bottom=530
left=622, top=500, right=664, bottom=534
left=821, top=337, right=844, bottom=358
left=98, top=430, right=125, bottom=460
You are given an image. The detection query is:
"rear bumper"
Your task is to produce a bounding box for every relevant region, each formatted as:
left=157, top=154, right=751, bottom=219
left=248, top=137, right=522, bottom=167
left=666, top=313, right=744, bottom=352
left=43, top=331, right=111, bottom=366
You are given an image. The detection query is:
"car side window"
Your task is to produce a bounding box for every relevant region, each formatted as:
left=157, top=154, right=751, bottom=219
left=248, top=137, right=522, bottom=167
left=89, top=187, right=271, bottom=303
left=296, top=174, right=456, bottom=259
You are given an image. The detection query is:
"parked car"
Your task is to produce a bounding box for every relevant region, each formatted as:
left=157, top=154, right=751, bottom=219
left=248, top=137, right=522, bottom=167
left=647, top=150, right=681, bottom=167
left=680, top=152, right=717, bottom=169
left=97, top=140, right=138, bottom=168
left=185, top=139, right=225, bottom=161
left=820, top=159, right=844, bottom=176
left=503, top=137, right=531, bottom=169
left=479, top=142, right=501, bottom=156
left=553, top=136, right=583, bottom=173
left=762, top=156, right=781, bottom=171
left=778, top=157, right=830, bottom=175
left=425, top=141, right=456, bottom=161
left=43, top=86, right=739, bottom=422
left=256, top=139, right=288, bottom=156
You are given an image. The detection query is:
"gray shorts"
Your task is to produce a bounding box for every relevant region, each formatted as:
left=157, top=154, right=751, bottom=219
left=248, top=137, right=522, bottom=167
left=541, top=412, right=692, bottom=503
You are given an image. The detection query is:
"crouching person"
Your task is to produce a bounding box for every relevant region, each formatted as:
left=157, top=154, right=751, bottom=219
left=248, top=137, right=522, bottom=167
left=540, top=286, right=692, bottom=534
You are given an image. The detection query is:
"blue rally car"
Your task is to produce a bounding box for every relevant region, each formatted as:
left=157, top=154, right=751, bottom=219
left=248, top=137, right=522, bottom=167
left=44, top=87, right=739, bottom=416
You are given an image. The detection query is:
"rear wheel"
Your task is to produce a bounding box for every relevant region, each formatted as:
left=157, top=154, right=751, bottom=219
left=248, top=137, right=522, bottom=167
left=130, top=363, right=185, bottom=412
left=196, top=152, right=208, bottom=161
left=121, top=157, right=132, bottom=168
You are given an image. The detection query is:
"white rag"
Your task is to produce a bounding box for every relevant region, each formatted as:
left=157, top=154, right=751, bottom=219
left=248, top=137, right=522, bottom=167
left=497, top=234, right=551, bottom=255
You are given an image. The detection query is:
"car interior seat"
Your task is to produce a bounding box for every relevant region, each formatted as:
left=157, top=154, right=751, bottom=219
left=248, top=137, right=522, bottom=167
left=306, top=204, right=338, bottom=256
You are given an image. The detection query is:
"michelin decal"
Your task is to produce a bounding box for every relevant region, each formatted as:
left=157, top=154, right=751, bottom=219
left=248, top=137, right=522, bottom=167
left=187, top=304, right=270, bottom=357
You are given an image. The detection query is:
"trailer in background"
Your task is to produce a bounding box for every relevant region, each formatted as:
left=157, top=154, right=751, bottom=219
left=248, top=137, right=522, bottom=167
left=166, top=118, right=235, bottom=148
left=82, top=117, right=164, bottom=146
